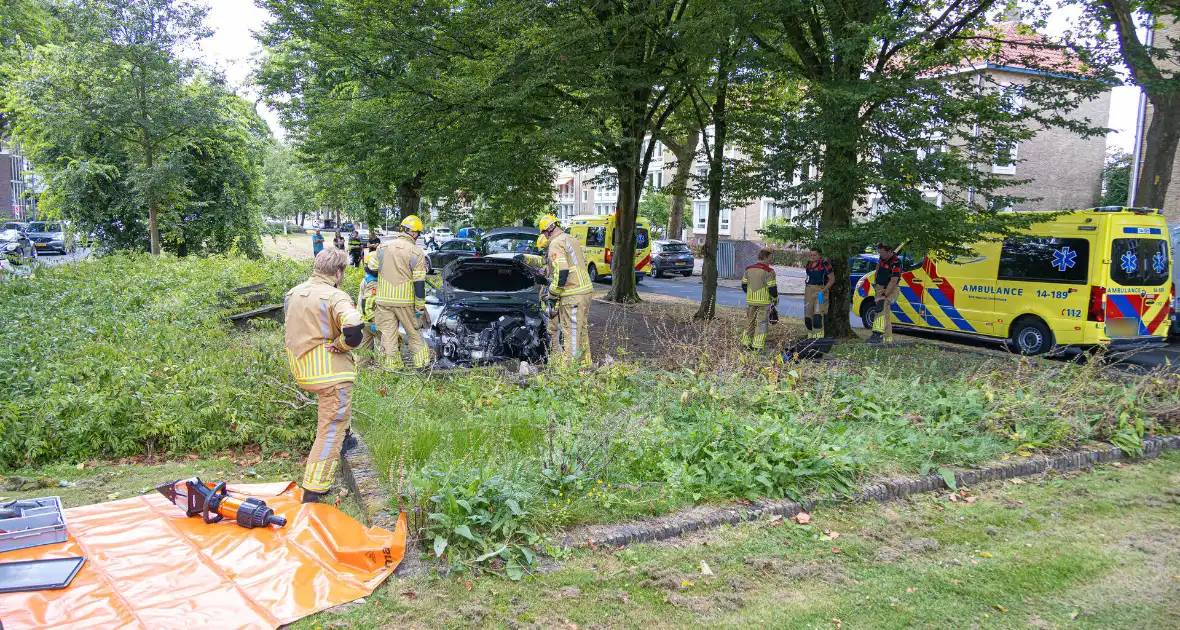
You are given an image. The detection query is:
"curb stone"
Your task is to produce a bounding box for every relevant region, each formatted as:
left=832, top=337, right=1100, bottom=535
left=561, top=436, right=1180, bottom=550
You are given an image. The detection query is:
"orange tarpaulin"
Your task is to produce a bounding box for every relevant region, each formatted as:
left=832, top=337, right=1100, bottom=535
left=0, top=482, right=405, bottom=630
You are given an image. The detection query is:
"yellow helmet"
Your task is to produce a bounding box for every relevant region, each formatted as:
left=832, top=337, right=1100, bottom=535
left=400, top=215, right=424, bottom=233
left=535, top=234, right=549, bottom=249
left=537, top=214, right=559, bottom=232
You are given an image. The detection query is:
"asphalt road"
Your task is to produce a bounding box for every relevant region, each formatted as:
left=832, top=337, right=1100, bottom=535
left=635, top=273, right=1180, bottom=372
left=33, top=248, right=93, bottom=267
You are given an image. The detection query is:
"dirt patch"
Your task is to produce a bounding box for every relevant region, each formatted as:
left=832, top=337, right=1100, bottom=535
left=545, top=586, right=583, bottom=601
left=665, top=592, right=745, bottom=615
left=597, top=589, right=633, bottom=604
left=639, top=567, right=696, bottom=591
left=742, top=557, right=850, bottom=584
left=874, top=537, right=940, bottom=563
left=456, top=603, right=491, bottom=626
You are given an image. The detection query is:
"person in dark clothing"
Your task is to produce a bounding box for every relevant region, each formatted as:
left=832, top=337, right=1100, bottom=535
left=803, top=248, right=835, bottom=338
left=867, top=243, right=903, bottom=344
left=348, top=229, right=363, bottom=268
left=333, top=232, right=346, bottom=250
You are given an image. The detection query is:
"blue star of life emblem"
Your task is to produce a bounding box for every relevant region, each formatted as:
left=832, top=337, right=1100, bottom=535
left=1120, top=251, right=1138, bottom=274
left=1153, top=251, right=1167, bottom=274
left=1052, top=247, right=1077, bottom=272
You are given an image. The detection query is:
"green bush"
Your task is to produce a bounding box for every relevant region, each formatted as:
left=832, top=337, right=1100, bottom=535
left=0, top=252, right=322, bottom=469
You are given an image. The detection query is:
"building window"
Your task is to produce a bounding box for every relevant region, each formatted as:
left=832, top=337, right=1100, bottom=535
left=582, top=190, right=588, bottom=201
left=556, top=203, right=575, bottom=221
left=992, top=142, right=1017, bottom=175
left=693, top=200, right=730, bottom=235
left=594, top=203, right=614, bottom=216
left=649, top=171, right=663, bottom=189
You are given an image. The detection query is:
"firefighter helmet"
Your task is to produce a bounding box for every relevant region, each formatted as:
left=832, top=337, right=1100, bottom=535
left=537, top=214, right=559, bottom=232
left=400, top=215, right=424, bottom=233
left=536, top=234, right=549, bottom=249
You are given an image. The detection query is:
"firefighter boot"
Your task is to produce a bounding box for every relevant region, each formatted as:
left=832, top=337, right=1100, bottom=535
left=804, top=317, right=814, bottom=339
left=813, top=314, right=824, bottom=339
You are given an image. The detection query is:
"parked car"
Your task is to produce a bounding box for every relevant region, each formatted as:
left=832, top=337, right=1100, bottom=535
left=0, top=228, right=36, bottom=260
left=422, top=256, right=549, bottom=366
left=479, top=227, right=544, bottom=269
left=429, top=227, right=454, bottom=244
left=26, top=221, right=75, bottom=255
left=427, top=238, right=479, bottom=274
left=2, top=221, right=27, bottom=232
left=848, top=252, right=918, bottom=292
left=651, top=240, right=694, bottom=278
left=456, top=227, right=481, bottom=239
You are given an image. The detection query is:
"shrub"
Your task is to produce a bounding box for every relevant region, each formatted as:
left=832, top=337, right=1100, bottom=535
left=0, top=252, right=320, bottom=469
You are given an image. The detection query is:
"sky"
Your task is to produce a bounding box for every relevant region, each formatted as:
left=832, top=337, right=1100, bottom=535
left=193, top=1, right=1141, bottom=153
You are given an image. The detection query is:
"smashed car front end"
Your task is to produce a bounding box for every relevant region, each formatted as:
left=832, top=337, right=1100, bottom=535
left=424, top=257, right=549, bottom=367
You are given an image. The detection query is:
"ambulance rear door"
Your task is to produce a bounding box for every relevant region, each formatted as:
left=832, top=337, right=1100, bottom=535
left=1104, top=226, right=1173, bottom=340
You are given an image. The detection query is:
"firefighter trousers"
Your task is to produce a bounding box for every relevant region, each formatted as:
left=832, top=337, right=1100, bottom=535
left=742, top=304, right=772, bottom=349
left=300, top=380, right=353, bottom=494
left=557, top=293, right=592, bottom=366
left=804, top=285, right=827, bottom=338
left=872, top=289, right=896, bottom=341
left=373, top=304, right=430, bottom=368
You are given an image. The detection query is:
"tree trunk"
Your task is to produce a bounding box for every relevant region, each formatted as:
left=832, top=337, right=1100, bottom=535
left=695, top=45, right=731, bottom=321
left=817, top=143, right=859, bottom=338
left=1134, top=93, right=1180, bottom=209
left=606, top=160, right=642, bottom=303
left=145, top=148, right=161, bottom=256
left=667, top=129, right=699, bottom=240
left=397, top=173, right=425, bottom=218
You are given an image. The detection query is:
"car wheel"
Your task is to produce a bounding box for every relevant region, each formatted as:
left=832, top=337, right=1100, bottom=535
left=861, top=301, right=880, bottom=330
left=635, top=274, right=643, bottom=284
left=588, top=263, right=599, bottom=283
left=1009, top=318, right=1053, bottom=356
left=653, top=266, right=664, bottom=279
left=681, top=270, right=692, bottom=278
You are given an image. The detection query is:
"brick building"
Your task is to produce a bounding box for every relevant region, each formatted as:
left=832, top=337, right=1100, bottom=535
left=0, top=138, right=35, bottom=221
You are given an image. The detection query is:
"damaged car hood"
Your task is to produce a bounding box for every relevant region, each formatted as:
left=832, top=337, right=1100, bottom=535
left=441, top=257, right=544, bottom=304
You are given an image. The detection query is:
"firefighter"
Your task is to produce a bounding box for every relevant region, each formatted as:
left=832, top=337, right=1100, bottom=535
left=867, top=242, right=902, bottom=344
left=803, top=247, right=835, bottom=339
left=539, top=214, right=593, bottom=367
left=356, top=238, right=382, bottom=354
left=373, top=215, right=430, bottom=369
left=741, top=248, right=778, bottom=350
left=536, top=234, right=560, bottom=351
left=348, top=229, right=363, bottom=268
left=283, top=247, right=363, bottom=503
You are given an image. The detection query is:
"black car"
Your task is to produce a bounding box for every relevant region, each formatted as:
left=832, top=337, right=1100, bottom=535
left=427, top=238, right=479, bottom=274
left=651, top=240, right=694, bottom=278
left=423, top=257, right=549, bottom=366
left=0, top=228, right=35, bottom=260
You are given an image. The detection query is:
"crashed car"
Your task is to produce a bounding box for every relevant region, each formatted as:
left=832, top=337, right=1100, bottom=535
left=423, top=256, right=550, bottom=366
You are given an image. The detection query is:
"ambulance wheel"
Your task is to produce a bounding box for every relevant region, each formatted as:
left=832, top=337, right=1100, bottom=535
left=1009, top=318, right=1053, bottom=355
left=588, top=263, right=600, bottom=283
left=861, top=302, right=880, bottom=330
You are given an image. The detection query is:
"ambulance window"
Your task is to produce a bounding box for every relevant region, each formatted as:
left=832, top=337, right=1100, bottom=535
left=998, top=237, right=1089, bottom=284
left=901, top=251, right=925, bottom=272
left=1111, top=238, right=1169, bottom=287
left=586, top=227, right=606, bottom=248
left=636, top=229, right=650, bottom=249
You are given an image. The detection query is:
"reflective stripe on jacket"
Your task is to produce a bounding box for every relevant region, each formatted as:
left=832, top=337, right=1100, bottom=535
left=548, top=231, right=592, bottom=297
left=376, top=233, right=427, bottom=306
left=743, top=264, right=777, bottom=306
left=284, top=273, right=363, bottom=387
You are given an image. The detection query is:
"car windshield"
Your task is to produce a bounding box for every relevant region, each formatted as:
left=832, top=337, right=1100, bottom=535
left=28, top=222, right=60, bottom=232
left=484, top=235, right=539, bottom=255
left=0, top=229, right=22, bottom=240
left=442, top=239, right=475, bottom=251
left=660, top=243, right=689, bottom=253
left=2, top=222, right=23, bottom=231
left=436, top=228, right=452, bottom=235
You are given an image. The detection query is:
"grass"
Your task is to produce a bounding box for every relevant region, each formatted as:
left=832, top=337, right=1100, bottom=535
left=293, top=451, right=1180, bottom=629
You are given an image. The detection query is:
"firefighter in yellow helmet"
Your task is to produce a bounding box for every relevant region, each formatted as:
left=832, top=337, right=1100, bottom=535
left=372, top=216, right=431, bottom=369
left=539, top=214, right=593, bottom=366
left=536, top=233, right=560, bottom=351
left=284, top=247, right=363, bottom=503
left=356, top=236, right=382, bottom=354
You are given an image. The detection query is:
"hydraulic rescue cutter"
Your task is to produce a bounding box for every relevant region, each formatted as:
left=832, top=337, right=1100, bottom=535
left=156, top=478, right=287, bottom=529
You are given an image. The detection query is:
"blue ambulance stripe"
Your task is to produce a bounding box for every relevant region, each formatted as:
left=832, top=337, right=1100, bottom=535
left=889, top=303, right=915, bottom=325
left=1122, top=227, right=1162, bottom=235
left=899, top=286, right=943, bottom=328
left=925, top=287, right=977, bottom=333
left=1106, top=294, right=1150, bottom=336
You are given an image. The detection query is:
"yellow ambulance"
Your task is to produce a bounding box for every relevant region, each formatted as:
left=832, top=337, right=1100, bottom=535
left=567, top=214, right=654, bottom=283
left=851, top=207, right=1174, bottom=355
